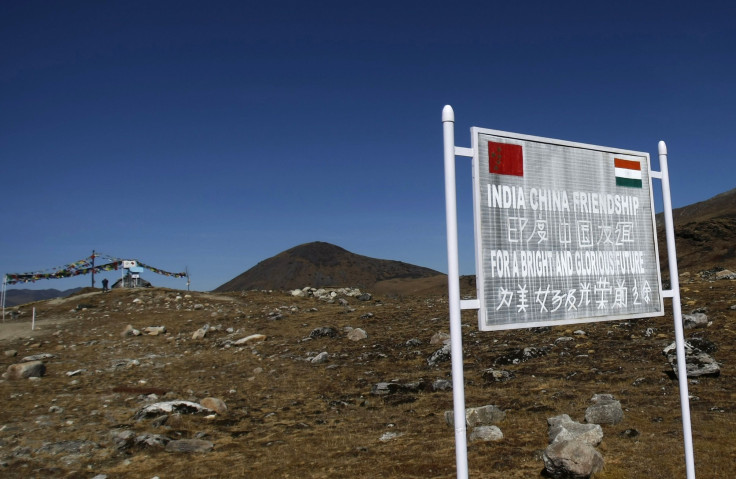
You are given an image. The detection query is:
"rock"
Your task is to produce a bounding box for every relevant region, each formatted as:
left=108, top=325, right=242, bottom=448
left=663, top=341, right=721, bottom=378
left=165, top=439, right=214, bottom=453
left=543, top=439, right=604, bottom=479
left=135, top=434, right=170, bottom=449
left=200, top=397, right=227, bottom=414
left=405, top=338, right=422, bottom=347
left=347, top=328, right=367, bottom=341
left=2, top=360, right=46, bottom=379
left=144, top=326, right=167, bottom=336
left=432, top=379, right=452, bottom=391
left=233, top=334, right=267, bottom=345
left=482, top=368, right=515, bottom=382
left=371, top=381, right=425, bottom=395
left=715, top=269, right=736, bottom=280
left=427, top=344, right=452, bottom=366
left=4, top=350, right=17, bottom=357
left=37, top=439, right=100, bottom=455
left=683, top=312, right=708, bottom=329
left=379, top=432, right=401, bottom=442
left=493, top=346, right=548, bottom=366
left=192, top=324, right=209, bottom=340
left=357, top=293, right=372, bottom=301
left=310, top=352, right=329, bottom=364
left=290, top=289, right=307, bottom=297
left=309, top=327, right=338, bottom=339
left=548, top=414, right=603, bottom=446
left=133, top=401, right=213, bottom=420
left=430, top=331, right=450, bottom=345
left=20, top=353, right=56, bottom=362
left=470, top=425, right=503, bottom=442
left=585, top=395, right=623, bottom=425
left=445, top=405, right=505, bottom=428
left=121, top=324, right=141, bottom=337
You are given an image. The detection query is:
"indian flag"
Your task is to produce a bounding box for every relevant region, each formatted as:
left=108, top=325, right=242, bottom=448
left=614, top=158, right=642, bottom=188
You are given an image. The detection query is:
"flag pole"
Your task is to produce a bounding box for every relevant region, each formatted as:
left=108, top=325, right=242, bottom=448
left=443, top=105, right=469, bottom=479
left=659, top=140, right=696, bottom=479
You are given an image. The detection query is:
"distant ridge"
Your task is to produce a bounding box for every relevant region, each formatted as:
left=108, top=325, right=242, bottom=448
left=215, top=241, right=443, bottom=292
left=2, top=287, right=83, bottom=307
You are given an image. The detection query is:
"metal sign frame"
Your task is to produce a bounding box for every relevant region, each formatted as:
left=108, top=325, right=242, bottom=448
left=442, top=105, right=695, bottom=479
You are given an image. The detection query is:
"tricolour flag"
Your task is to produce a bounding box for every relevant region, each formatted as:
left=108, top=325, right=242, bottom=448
left=488, top=141, right=523, bottom=176
left=614, top=158, right=642, bottom=188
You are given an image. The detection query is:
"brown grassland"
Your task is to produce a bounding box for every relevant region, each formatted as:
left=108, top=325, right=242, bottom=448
left=1, top=272, right=735, bottom=478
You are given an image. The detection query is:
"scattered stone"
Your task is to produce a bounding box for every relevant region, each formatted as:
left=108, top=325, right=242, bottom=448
left=494, top=347, right=548, bottom=366
left=192, top=324, right=209, bottom=340
left=133, top=401, right=213, bottom=420
left=357, top=293, right=372, bottom=301
left=470, top=425, right=503, bottom=442
left=359, top=312, right=374, bottom=319
left=4, top=349, right=18, bottom=357
left=37, top=439, right=100, bottom=455
left=371, top=381, right=425, bottom=395
left=144, top=326, right=167, bottom=336
left=405, top=338, right=422, bottom=347
left=430, top=331, right=450, bottom=345
left=309, top=352, right=329, bottom=364
left=233, top=334, right=267, bottom=345
left=427, top=344, right=451, bottom=366
left=683, top=312, right=709, bottom=329
left=481, top=368, right=515, bottom=382
left=585, top=394, right=623, bottom=425
left=548, top=414, right=603, bottom=446
left=543, top=439, right=604, bottom=479
left=121, top=324, right=141, bottom=337
left=200, top=397, right=227, bottom=414
left=432, top=379, right=452, bottom=391
left=309, top=327, right=338, bottom=339
left=445, top=405, right=505, bottom=428
left=21, top=353, right=56, bottom=362
left=165, top=439, right=214, bottom=453
left=663, top=341, right=721, bottom=378
left=379, top=431, right=401, bottom=442
left=715, top=269, right=736, bottom=280
left=347, top=328, right=367, bottom=341
left=2, top=360, right=46, bottom=379
left=135, top=434, right=170, bottom=449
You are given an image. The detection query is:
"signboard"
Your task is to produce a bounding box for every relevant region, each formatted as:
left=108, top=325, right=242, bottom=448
left=122, top=260, right=137, bottom=269
left=471, top=128, right=664, bottom=330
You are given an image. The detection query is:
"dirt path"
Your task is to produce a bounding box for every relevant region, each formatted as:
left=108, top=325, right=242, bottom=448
left=0, top=316, right=75, bottom=343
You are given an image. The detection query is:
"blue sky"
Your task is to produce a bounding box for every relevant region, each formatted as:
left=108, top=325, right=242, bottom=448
left=2, top=1, right=735, bottom=292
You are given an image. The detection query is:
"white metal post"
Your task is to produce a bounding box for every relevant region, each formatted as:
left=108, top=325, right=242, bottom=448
left=659, top=140, right=696, bottom=479
left=1, top=276, right=6, bottom=322
left=32, top=307, right=36, bottom=330
left=443, top=105, right=469, bottom=479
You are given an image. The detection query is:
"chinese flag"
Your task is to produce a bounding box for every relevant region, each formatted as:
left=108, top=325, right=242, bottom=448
left=488, top=141, right=523, bottom=176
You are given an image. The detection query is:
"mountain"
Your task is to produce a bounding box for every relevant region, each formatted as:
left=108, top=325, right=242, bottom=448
left=657, top=187, right=736, bottom=274
left=2, top=287, right=84, bottom=307
left=215, top=241, right=443, bottom=292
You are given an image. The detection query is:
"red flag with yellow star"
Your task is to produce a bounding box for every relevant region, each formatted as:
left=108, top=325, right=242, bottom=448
left=488, top=141, right=523, bottom=176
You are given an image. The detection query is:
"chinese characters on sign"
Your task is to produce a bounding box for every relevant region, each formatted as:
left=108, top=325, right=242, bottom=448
left=472, top=130, right=663, bottom=330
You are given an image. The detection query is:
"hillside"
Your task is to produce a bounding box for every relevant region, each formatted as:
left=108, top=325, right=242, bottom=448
left=1, top=279, right=735, bottom=478
left=215, top=241, right=443, bottom=292
left=657, top=187, right=736, bottom=274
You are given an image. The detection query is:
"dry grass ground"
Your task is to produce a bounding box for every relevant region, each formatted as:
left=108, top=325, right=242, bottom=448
left=1, top=273, right=735, bottom=478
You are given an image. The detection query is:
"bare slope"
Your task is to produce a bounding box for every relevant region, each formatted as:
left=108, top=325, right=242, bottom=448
left=657, top=187, right=736, bottom=273
left=215, top=241, right=443, bottom=292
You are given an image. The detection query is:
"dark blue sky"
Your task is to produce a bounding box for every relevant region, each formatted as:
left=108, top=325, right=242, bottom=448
left=2, top=1, right=735, bottom=291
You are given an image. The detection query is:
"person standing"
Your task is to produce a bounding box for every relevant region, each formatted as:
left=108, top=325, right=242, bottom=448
left=102, top=278, right=109, bottom=292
